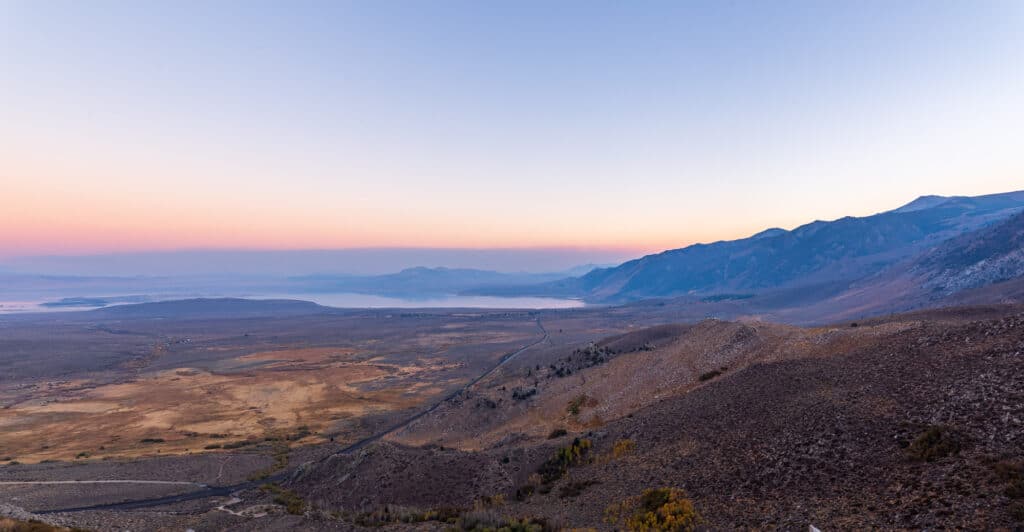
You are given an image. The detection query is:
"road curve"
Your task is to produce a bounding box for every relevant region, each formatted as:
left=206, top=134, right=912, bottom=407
left=36, top=318, right=548, bottom=514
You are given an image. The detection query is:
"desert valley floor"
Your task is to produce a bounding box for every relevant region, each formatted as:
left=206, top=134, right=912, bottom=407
left=1, top=299, right=1023, bottom=530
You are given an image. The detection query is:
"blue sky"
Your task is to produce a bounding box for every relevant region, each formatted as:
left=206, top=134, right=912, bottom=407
left=1, top=0, right=1021, bottom=260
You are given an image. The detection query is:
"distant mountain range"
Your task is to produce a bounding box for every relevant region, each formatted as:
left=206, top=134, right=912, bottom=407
left=288, top=265, right=604, bottom=298
left=0, top=264, right=609, bottom=312
left=474, top=190, right=1024, bottom=317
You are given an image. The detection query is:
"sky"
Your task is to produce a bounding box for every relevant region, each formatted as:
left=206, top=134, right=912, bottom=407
left=1, top=0, right=1022, bottom=267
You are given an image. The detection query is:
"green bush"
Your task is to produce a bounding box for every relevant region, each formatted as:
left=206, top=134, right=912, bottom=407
left=261, top=483, right=306, bottom=515
left=536, top=438, right=592, bottom=484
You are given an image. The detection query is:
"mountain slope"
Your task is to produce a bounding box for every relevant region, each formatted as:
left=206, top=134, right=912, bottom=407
left=512, top=190, right=1024, bottom=303
left=782, top=209, right=1024, bottom=322
left=915, top=209, right=1024, bottom=295
left=286, top=308, right=1024, bottom=529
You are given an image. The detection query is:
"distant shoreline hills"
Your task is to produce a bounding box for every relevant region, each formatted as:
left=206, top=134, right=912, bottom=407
left=86, top=297, right=332, bottom=318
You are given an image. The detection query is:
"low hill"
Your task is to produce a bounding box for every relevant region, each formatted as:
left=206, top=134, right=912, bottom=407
left=85, top=297, right=332, bottom=319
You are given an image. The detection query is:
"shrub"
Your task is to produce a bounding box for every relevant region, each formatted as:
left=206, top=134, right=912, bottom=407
left=261, top=483, right=306, bottom=515
left=139, top=438, right=164, bottom=444
left=605, top=487, right=703, bottom=531
left=474, top=494, right=506, bottom=509
left=515, top=484, right=535, bottom=501
left=569, top=343, right=611, bottom=369
left=248, top=443, right=290, bottom=481
left=204, top=444, right=222, bottom=449
left=455, top=512, right=551, bottom=532
left=612, top=439, right=636, bottom=459
left=559, top=479, right=600, bottom=498
left=222, top=440, right=255, bottom=449
left=512, top=387, right=538, bottom=401
left=286, top=426, right=312, bottom=441
left=906, top=426, right=961, bottom=462
left=547, top=429, right=568, bottom=439
left=700, top=368, right=724, bottom=380
left=537, top=438, right=592, bottom=484
left=993, top=460, right=1024, bottom=499
left=566, top=395, right=588, bottom=416
left=352, top=505, right=463, bottom=526
left=349, top=506, right=553, bottom=531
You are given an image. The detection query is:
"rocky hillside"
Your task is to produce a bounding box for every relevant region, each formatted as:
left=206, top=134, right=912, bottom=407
left=916, top=210, right=1024, bottom=295
left=281, top=306, right=1024, bottom=529
left=781, top=209, right=1024, bottom=323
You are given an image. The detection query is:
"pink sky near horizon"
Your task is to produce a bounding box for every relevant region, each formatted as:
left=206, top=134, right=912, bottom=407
left=2, top=2, right=1022, bottom=260
left=2, top=148, right=1021, bottom=259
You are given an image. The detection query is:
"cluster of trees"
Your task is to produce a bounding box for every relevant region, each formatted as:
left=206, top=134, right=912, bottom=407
left=605, top=487, right=703, bottom=531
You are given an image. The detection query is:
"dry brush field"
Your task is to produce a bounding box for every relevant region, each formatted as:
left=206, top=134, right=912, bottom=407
left=0, top=306, right=546, bottom=464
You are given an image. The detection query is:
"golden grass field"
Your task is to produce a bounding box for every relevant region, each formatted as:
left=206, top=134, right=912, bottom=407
left=0, top=345, right=463, bottom=463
